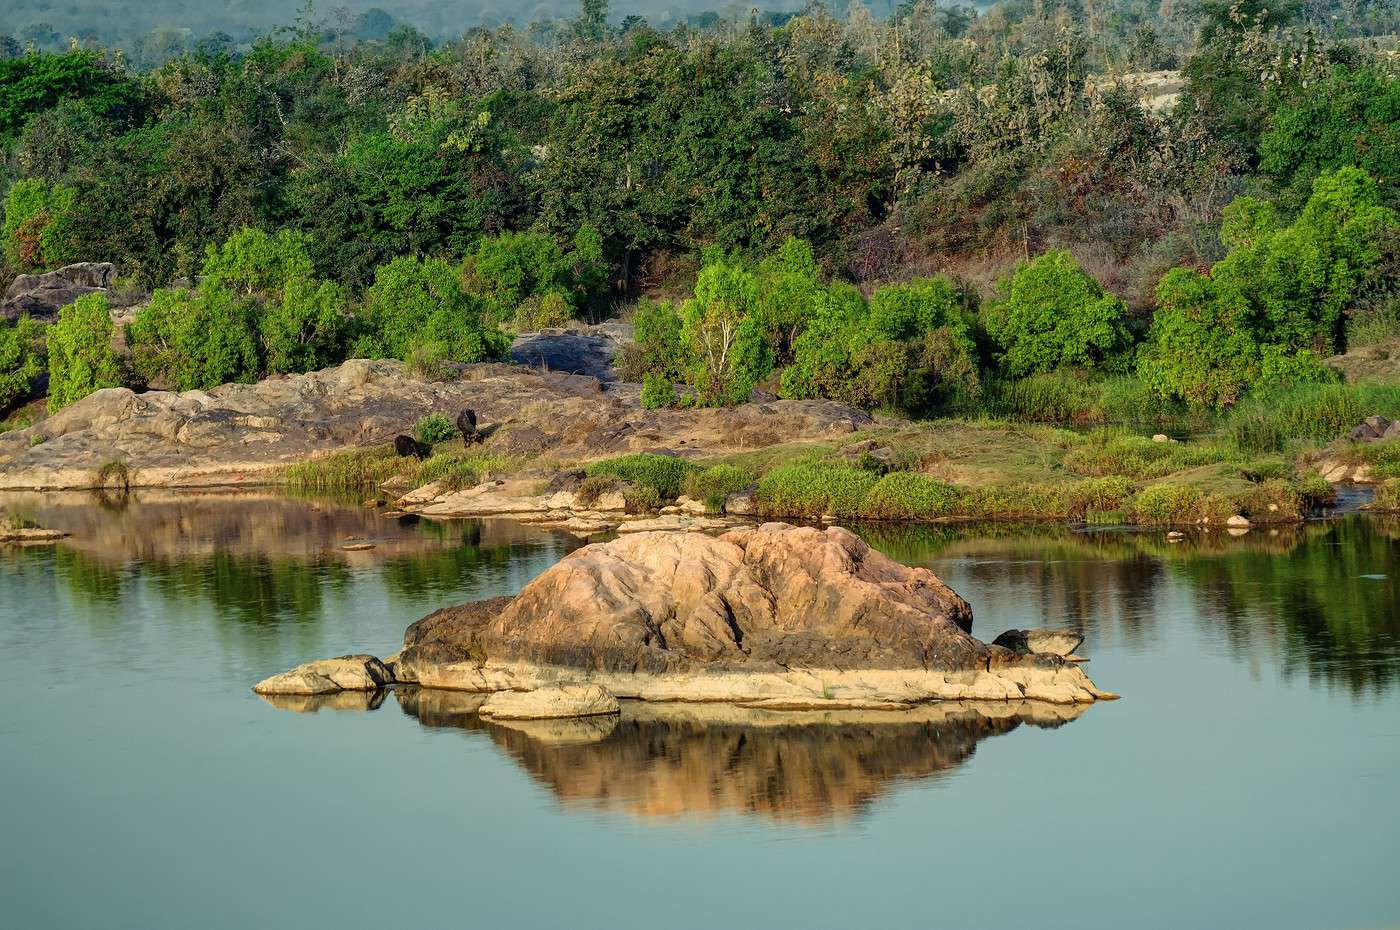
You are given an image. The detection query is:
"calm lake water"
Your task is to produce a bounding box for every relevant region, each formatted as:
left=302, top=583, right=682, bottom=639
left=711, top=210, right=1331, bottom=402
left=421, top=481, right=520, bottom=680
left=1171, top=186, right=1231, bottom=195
left=2, top=491, right=1398, bottom=930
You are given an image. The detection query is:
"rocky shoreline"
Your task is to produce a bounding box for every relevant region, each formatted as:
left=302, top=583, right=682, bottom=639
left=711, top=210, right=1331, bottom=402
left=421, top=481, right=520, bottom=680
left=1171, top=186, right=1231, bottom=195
left=255, top=523, right=1117, bottom=716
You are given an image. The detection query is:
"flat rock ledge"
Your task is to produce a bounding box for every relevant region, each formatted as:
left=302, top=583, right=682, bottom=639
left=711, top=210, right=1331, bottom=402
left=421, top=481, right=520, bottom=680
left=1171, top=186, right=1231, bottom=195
left=254, top=523, right=1116, bottom=715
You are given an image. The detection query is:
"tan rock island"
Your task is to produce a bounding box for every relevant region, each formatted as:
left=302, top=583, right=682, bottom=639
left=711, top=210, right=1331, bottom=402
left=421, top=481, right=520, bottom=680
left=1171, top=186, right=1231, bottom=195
left=255, top=522, right=1116, bottom=714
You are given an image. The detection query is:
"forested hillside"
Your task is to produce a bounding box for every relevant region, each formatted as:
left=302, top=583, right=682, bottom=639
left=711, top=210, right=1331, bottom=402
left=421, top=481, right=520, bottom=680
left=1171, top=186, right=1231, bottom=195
left=1, top=0, right=1398, bottom=441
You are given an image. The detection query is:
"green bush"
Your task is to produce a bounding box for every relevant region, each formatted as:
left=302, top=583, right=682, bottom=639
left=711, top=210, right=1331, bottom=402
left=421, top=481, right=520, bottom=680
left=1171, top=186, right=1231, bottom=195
left=47, top=294, right=124, bottom=411
left=618, top=299, right=687, bottom=385
left=358, top=255, right=506, bottom=364
left=201, top=227, right=314, bottom=299
left=461, top=226, right=606, bottom=327
left=862, top=472, right=961, bottom=520
left=985, top=250, right=1130, bottom=377
left=0, top=315, right=47, bottom=410
left=414, top=413, right=457, bottom=446
left=261, top=278, right=351, bottom=375
left=585, top=453, right=700, bottom=500
left=755, top=463, right=880, bottom=518
left=127, top=285, right=261, bottom=391
left=640, top=372, right=675, bottom=409
left=681, top=464, right=755, bottom=512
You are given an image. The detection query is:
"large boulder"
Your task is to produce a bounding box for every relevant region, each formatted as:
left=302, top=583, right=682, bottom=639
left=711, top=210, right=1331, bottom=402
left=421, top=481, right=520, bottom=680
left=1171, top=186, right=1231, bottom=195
left=1, top=262, right=118, bottom=322
left=287, top=523, right=1117, bottom=707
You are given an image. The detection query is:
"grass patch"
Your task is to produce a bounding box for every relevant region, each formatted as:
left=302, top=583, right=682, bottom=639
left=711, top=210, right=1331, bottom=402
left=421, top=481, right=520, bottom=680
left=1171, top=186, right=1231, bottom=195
left=756, top=463, right=880, bottom=519
left=862, top=472, right=961, bottom=519
left=1375, top=479, right=1400, bottom=512
left=281, top=444, right=517, bottom=492
left=585, top=453, right=700, bottom=500
left=1063, top=429, right=1233, bottom=479
left=1225, top=382, right=1400, bottom=453
left=681, top=464, right=755, bottom=512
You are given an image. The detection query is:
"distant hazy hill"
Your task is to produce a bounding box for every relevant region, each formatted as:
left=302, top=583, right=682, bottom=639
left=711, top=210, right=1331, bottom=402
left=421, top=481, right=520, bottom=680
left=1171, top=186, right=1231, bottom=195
left=2, top=0, right=827, bottom=52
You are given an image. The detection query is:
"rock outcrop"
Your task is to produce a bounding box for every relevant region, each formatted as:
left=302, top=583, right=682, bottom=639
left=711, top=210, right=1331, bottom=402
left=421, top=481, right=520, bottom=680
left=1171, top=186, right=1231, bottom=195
left=0, top=358, right=871, bottom=490
left=479, top=684, right=620, bottom=720
left=260, top=523, right=1116, bottom=711
left=254, top=655, right=394, bottom=695
left=1, top=262, right=120, bottom=322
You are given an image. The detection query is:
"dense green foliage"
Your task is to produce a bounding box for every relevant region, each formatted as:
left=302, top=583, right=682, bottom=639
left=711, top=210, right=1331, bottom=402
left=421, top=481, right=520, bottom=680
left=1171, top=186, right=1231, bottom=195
left=0, top=315, right=46, bottom=410
left=2, top=179, right=77, bottom=272
left=356, top=255, right=506, bottom=365
left=413, top=413, right=458, bottom=446
left=985, top=250, right=1129, bottom=376
left=47, top=293, right=123, bottom=410
left=1139, top=168, right=1397, bottom=408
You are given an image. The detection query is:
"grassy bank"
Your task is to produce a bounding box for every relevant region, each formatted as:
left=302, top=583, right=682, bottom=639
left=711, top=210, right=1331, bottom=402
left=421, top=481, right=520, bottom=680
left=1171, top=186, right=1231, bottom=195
left=280, top=444, right=518, bottom=494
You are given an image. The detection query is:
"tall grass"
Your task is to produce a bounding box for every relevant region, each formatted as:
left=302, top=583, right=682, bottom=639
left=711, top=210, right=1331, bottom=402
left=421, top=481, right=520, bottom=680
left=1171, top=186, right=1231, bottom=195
left=986, top=372, right=1195, bottom=432
left=1064, top=429, right=1233, bottom=478
left=1225, top=382, right=1400, bottom=452
left=585, top=453, right=700, bottom=500
left=281, top=444, right=516, bottom=492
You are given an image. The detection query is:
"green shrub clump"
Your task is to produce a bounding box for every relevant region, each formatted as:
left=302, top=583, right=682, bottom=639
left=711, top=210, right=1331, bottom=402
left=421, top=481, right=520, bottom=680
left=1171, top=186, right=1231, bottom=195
left=984, top=250, right=1130, bottom=377
left=681, top=464, right=755, bottom=512
left=414, top=413, right=457, bottom=446
left=357, top=255, right=508, bottom=364
left=585, top=453, right=700, bottom=500
left=47, top=294, right=124, bottom=411
left=862, top=472, right=962, bottom=520
left=755, top=463, right=880, bottom=519
left=0, top=315, right=47, bottom=410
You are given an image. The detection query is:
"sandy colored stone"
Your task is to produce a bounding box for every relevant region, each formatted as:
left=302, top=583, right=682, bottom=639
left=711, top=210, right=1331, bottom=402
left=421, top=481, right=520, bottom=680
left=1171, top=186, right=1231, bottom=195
left=478, top=684, right=620, bottom=720
left=252, top=655, right=392, bottom=695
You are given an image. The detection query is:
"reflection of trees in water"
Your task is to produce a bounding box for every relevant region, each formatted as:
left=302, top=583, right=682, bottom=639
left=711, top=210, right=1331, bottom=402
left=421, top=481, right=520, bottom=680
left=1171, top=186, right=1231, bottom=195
left=1171, top=519, right=1400, bottom=698
left=391, top=687, right=1084, bottom=823
left=859, top=518, right=1400, bottom=698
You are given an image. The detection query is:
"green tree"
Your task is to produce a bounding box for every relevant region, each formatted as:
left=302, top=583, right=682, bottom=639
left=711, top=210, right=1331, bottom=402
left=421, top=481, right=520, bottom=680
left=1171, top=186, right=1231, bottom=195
left=357, top=256, right=506, bottom=365
left=126, top=285, right=262, bottom=390
left=48, top=294, right=124, bottom=410
left=2, top=178, right=78, bottom=272
left=0, top=50, right=138, bottom=143
left=679, top=258, right=771, bottom=406
left=986, top=250, right=1130, bottom=376
left=202, top=227, right=315, bottom=299
left=1260, top=66, right=1400, bottom=210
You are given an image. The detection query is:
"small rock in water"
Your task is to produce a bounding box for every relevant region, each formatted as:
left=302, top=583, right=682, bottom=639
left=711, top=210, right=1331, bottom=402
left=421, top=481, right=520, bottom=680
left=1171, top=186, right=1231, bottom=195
left=1167, top=531, right=1185, bottom=542
left=341, top=542, right=375, bottom=551
left=253, top=655, right=392, bottom=695
left=1226, top=515, right=1250, bottom=528
left=1151, top=434, right=1170, bottom=443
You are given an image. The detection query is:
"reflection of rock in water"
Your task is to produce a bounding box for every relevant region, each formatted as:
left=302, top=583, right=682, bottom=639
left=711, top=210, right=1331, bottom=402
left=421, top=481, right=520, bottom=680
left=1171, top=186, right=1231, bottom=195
left=256, top=689, right=388, bottom=713
left=394, top=687, right=1086, bottom=822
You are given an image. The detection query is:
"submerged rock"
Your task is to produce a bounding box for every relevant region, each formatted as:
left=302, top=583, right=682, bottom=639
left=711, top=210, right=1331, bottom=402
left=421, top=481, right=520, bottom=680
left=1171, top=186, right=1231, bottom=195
left=260, top=523, right=1116, bottom=709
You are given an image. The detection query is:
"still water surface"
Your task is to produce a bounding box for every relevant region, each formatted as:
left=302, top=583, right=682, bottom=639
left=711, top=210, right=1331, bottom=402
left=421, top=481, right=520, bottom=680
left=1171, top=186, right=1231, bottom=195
left=1, top=492, right=1398, bottom=930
